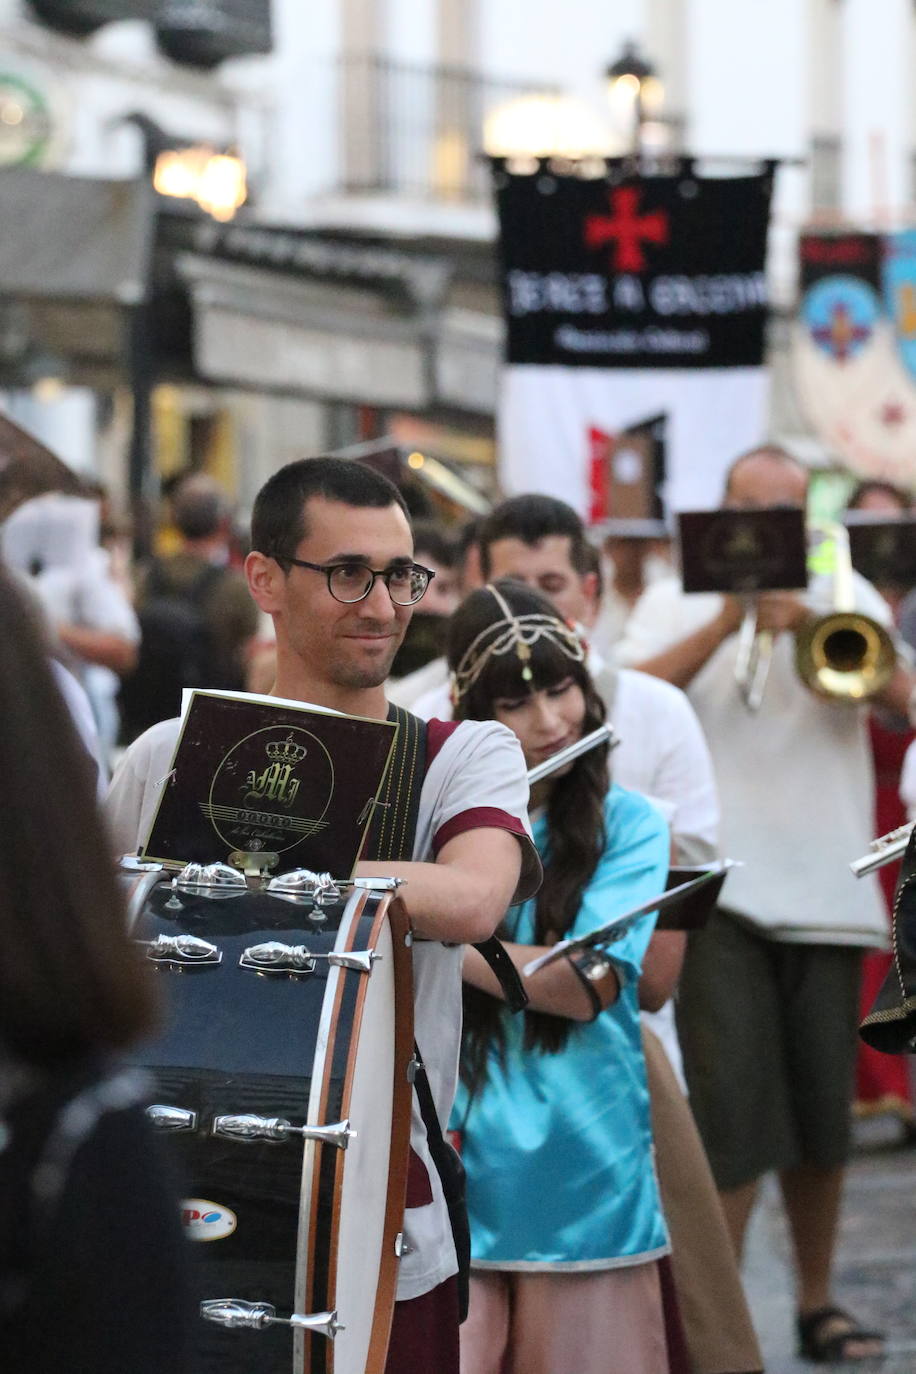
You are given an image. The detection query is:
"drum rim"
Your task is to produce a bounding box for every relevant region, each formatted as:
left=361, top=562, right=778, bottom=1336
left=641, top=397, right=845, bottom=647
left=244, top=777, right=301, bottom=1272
left=296, top=886, right=413, bottom=1374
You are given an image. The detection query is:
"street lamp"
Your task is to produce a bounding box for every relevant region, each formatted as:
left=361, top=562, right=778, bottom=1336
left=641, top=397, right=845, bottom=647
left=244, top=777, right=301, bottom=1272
left=153, top=146, right=247, bottom=222
left=604, top=41, right=664, bottom=155
left=122, top=113, right=248, bottom=222
left=483, top=93, right=612, bottom=161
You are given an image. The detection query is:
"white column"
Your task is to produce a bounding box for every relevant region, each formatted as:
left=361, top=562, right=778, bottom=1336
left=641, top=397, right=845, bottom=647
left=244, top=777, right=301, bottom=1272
left=477, top=0, right=648, bottom=106
left=841, top=0, right=911, bottom=223
left=258, top=0, right=342, bottom=217
left=685, top=0, right=806, bottom=160
left=646, top=0, right=688, bottom=132
left=685, top=0, right=807, bottom=310
left=384, top=0, right=435, bottom=63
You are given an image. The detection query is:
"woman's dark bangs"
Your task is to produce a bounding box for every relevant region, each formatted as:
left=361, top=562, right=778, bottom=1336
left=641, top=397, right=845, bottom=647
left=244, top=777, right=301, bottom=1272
left=472, top=632, right=579, bottom=705
left=528, top=633, right=580, bottom=691
left=476, top=646, right=530, bottom=703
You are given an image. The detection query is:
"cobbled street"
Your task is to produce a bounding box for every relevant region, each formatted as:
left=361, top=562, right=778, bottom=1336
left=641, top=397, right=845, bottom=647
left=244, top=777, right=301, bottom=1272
left=744, top=1116, right=916, bottom=1374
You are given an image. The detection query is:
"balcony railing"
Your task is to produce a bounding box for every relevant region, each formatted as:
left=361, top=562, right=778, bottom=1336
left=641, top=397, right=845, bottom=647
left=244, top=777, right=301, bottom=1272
left=340, top=54, right=558, bottom=204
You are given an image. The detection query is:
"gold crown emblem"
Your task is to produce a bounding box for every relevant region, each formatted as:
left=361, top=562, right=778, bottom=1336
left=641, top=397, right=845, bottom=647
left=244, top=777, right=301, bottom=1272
left=265, top=734, right=308, bottom=766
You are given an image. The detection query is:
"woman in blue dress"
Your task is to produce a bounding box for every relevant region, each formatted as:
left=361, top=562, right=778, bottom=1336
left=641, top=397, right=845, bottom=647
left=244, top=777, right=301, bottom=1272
left=448, top=580, right=672, bottom=1374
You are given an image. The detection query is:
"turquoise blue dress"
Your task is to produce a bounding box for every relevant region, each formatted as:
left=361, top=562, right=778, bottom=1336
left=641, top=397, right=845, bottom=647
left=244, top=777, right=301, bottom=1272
left=451, top=786, right=670, bottom=1271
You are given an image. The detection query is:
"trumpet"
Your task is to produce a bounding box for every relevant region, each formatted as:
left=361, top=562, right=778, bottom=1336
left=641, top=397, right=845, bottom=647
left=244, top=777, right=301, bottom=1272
left=734, top=522, right=896, bottom=710
left=794, top=522, right=896, bottom=702
left=734, top=603, right=773, bottom=712
left=850, top=821, right=915, bottom=878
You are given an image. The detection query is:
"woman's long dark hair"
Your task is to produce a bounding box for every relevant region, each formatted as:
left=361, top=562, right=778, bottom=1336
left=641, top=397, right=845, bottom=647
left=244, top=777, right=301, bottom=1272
left=0, top=567, right=158, bottom=1063
left=449, top=580, right=609, bottom=1092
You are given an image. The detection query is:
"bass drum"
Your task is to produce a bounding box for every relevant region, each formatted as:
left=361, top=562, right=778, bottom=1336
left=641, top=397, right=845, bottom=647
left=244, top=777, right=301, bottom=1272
left=124, top=869, right=413, bottom=1374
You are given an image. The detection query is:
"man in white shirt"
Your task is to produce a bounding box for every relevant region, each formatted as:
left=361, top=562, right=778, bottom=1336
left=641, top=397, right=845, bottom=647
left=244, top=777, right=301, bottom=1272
left=617, top=446, right=911, bottom=1363
left=411, top=494, right=720, bottom=866
left=1, top=493, right=139, bottom=752
left=106, top=457, right=538, bottom=1374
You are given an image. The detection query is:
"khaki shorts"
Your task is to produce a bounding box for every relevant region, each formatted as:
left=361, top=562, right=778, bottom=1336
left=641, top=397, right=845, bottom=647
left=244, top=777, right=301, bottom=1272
left=675, top=909, right=863, bottom=1192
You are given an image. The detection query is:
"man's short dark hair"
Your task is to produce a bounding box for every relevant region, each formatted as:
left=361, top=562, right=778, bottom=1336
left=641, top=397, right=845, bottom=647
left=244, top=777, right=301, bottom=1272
left=251, top=457, right=410, bottom=560
left=172, top=474, right=229, bottom=540
left=412, top=520, right=457, bottom=570
left=456, top=516, right=482, bottom=562
left=479, top=495, right=591, bottom=578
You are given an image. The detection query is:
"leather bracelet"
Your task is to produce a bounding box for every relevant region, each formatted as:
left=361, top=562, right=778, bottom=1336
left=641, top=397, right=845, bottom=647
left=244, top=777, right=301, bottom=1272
left=563, top=949, right=609, bottom=1021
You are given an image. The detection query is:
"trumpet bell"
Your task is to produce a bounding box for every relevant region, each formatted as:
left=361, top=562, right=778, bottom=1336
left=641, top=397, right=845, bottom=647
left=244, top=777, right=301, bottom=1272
left=794, top=611, right=896, bottom=701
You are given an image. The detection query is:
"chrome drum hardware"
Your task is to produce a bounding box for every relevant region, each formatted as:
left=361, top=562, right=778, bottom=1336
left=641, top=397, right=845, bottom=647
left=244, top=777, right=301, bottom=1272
left=146, top=1104, right=197, bottom=1133
left=200, top=1299, right=342, bottom=1339
left=239, top=941, right=378, bottom=975
left=211, top=1114, right=355, bottom=1149
left=137, top=933, right=222, bottom=967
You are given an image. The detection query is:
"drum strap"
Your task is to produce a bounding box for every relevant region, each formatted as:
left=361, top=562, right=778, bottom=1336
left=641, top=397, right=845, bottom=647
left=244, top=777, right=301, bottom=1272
left=365, top=705, right=426, bottom=865
left=411, top=1050, right=471, bottom=1323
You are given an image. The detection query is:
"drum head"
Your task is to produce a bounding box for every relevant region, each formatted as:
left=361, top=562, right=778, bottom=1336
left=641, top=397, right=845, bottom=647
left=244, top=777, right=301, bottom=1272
left=128, top=876, right=412, bottom=1374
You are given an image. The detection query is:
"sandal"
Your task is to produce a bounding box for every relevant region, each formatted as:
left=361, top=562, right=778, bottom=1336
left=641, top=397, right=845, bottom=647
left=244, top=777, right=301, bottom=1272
left=797, top=1306, right=885, bottom=1364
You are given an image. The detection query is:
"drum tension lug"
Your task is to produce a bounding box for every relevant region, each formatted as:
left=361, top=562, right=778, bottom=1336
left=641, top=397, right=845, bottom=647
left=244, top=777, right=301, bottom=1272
left=200, top=1299, right=342, bottom=1338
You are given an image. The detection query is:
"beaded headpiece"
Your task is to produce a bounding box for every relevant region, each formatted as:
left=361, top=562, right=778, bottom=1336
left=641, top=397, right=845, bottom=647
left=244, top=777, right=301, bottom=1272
left=451, top=583, right=586, bottom=702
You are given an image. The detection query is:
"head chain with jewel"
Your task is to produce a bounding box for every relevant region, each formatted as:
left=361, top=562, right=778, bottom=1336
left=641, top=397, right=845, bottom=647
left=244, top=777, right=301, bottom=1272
left=451, top=583, right=586, bottom=703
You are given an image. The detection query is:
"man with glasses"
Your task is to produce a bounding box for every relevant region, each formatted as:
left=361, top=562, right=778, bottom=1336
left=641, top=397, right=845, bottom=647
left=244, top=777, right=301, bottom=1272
left=107, top=457, right=539, bottom=1374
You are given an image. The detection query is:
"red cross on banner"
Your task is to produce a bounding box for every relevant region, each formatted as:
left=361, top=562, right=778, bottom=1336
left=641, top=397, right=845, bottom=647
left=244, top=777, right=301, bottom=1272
left=584, top=186, right=669, bottom=273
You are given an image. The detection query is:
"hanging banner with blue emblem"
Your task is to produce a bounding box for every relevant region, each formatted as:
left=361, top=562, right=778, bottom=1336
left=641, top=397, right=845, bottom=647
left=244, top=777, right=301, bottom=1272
left=883, top=229, right=916, bottom=382
left=494, top=161, right=775, bottom=521
left=792, top=232, right=916, bottom=484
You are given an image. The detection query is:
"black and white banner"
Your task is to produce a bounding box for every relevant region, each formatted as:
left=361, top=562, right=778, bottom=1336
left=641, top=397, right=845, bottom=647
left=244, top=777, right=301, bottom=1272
left=494, top=165, right=774, bottom=520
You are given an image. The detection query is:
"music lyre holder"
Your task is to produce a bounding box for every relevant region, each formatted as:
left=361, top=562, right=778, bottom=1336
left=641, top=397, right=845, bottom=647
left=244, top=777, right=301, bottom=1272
left=522, top=860, right=738, bottom=979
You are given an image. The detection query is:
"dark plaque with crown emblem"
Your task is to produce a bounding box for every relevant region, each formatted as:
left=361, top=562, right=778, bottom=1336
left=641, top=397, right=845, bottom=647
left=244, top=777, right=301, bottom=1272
left=677, top=508, right=808, bottom=594
left=845, top=514, right=916, bottom=592
left=139, top=691, right=398, bottom=875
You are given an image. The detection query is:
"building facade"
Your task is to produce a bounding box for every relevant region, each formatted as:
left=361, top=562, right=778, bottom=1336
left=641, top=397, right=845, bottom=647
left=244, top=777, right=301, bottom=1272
left=0, top=0, right=914, bottom=506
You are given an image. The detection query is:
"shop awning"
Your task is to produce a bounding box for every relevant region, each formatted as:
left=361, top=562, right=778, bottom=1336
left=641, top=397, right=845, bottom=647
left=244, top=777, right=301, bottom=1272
left=175, top=252, right=432, bottom=408
left=0, top=169, right=152, bottom=384
left=0, top=168, right=150, bottom=303
left=0, top=173, right=499, bottom=415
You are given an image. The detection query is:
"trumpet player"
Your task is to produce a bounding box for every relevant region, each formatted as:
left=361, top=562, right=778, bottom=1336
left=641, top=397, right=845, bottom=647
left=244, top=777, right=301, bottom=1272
left=617, top=445, right=914, bottom=1365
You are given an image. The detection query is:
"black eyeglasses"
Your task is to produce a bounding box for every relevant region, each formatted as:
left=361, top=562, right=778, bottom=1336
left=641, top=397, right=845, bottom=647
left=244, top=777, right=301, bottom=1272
left=274, top=556, right=435, bottom=606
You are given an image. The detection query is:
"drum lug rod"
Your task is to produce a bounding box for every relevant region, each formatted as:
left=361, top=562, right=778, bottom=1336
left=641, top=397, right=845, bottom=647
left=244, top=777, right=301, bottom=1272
left=147, top=1104, right=198, bottom=1133
left=211, top=1114, right=356, bottom=1148
left=239, top=942, right=379, bottom=974
left=328, top=949, right=378, bottom=973
left=200, top=1299, right=343, bottom=1338
left=136, top=933, right=222, bottom=967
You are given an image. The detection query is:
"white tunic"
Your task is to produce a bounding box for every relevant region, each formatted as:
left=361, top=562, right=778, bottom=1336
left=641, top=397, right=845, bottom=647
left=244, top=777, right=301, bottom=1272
left=616, top=574, right=890, bottom=945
